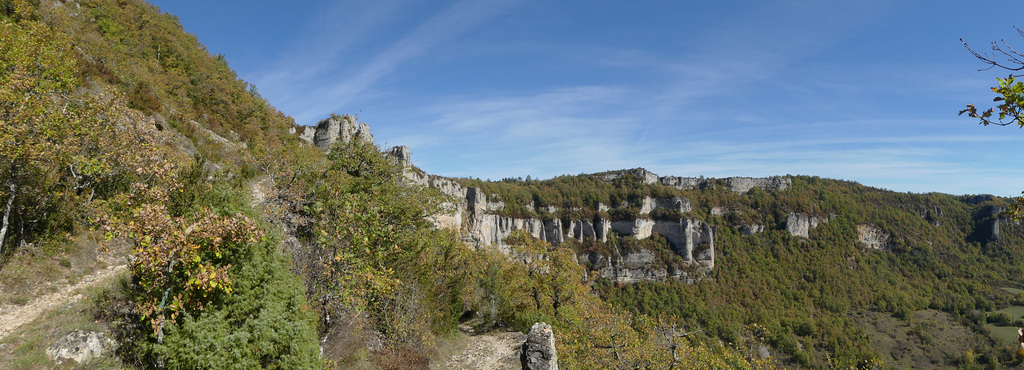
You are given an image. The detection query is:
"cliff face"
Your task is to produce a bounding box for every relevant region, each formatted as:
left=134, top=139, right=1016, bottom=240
left=300, top=114, right=373, bottom=151
left=786, top=213, right=830, bottom=238
left=299, top=124, right=995, bottom=285
left=600, top=169, right=790, bottom=193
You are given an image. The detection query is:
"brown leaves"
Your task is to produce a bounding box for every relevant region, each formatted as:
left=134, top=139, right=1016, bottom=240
left=116, top=203, right=263, bottom=336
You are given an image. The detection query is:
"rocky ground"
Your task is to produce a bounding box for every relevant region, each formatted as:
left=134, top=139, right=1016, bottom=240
left=441, top=323, right=525, bottom=370
left=0, top=263, right=125, bottom=341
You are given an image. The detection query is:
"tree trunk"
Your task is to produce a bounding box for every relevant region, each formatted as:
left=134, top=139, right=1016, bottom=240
left=0, top=182, right=15, bottom=255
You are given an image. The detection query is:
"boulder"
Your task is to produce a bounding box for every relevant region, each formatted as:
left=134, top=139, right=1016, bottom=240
left=46, top=330, right=116, bottom=366
left=521, top=322, right=558, bottom=370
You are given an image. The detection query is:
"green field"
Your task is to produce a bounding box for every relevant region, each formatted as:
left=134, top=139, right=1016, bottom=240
left=999, top=286, right=1024, bottom=295
left=986, top=305, right=1024, bottom=346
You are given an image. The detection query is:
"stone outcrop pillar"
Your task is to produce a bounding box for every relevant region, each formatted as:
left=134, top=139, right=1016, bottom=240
left=521, top=322, right=558, bottom=370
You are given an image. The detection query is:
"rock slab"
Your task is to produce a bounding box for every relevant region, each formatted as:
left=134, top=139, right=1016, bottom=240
left=521, top=322, right=558, bottom=370
left=46, top=330, right=116, bottom=366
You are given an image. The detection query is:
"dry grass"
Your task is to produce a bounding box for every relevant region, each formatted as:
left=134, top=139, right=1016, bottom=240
left=852, top=309, right=978, bottom=368
left=0, top=232, right=128, bottom=307
left=0, top=270, right=129, bottom=369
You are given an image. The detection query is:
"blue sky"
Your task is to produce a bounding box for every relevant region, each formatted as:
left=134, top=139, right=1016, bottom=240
left=149, top=0, right=1024, bottom=196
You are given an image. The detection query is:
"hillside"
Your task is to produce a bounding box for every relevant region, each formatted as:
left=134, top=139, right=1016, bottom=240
left=436, top=166, right=1024, bottom=367
left=2, top=0, right=1024, bottom=369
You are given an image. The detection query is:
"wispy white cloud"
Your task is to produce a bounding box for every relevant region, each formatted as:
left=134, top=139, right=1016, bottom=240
left=249, top=0, right=404, bottom=115
left=268, top=0, right=521, bottom=124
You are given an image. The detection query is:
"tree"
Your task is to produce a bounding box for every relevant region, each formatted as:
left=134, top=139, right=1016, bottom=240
left=962, top=28, right=1024, bottom=221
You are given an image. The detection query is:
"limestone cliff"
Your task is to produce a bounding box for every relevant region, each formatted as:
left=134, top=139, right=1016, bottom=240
left=786, top=213, right=830, bottom=238
left=294, top=124, right=803, bottom=283
left=597, top=168, right=791, bottom=194
left=304, top=114, right=373, bottom=151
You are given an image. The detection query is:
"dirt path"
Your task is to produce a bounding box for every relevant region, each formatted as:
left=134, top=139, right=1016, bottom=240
left=442, top=324, right=524, bottom=370
left=0, top=263, right=126, bottom=340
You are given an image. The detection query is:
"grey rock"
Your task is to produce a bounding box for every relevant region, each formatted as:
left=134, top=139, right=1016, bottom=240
left=856, top=224, right=892, bottom=250
left=598, top=168, right=659, bottom=185
left=544, top=219, right=564, bottom=244
left=786, top=213, right=828, bottom=238
left=611, top=218, right=655, bottom=240
left=726, top=176, right=790, bottom=193
left=639, top=197, right=657, bottom=215
left=595, top=218, right=611, bottom=243
left=385, top=145, right=411, bottom=166
left=659, top=196, right=692, bottom=213
left=565, top=219, right=596, bottom=241
left=313, top=114, right=373, bottom=151
left=521, top=322, right=558, bottom=370
left=46, top=330, right=116, bottom=366
left=991, top=206, right=1005, bottom=241
left=659, top=176, right=710, bottom=190
left=737, top=224, right=765, bottom=235
left=291, top=125, right=315, bottom=144
left=590, top=249, right=667, bottom=283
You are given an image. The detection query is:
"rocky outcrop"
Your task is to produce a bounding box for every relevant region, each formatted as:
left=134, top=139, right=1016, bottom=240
left=544, top=219, right=565, bottom=244
left=737, top=224, right=765, bottom=235
left=313, top=114, right=373, bottom=150
left=594, top=218, right=611, bottom=242
left=565, top=219, right=596, bottom=241
left=385, top=145, right=411, bottom=166
left=991, top=206, right=1007, bottom=241
left=586, top=249, right=667, bottom=283
left=521, top=323, right=558, bottom=370
left=727, top=176, right=790, bottom=193
left=611, top=218, right=656, bottom=240
left=598, top=168, right=659, bottom=185
left=291, top=125, right=315, bottom=144
left=46, top=330, right=116, bottom=366
left=786, top=213, right=829, bottom=238
left=638, top=196, right=691, bottom=215
left=659, top=176, right=710, bottom=190
left=658, top=174, right=790, bottom=193
left=856, top=224, right=892, bottom=250
left=469, top=215, right=546, bottom=254
left=651, top=219, right=715, bottom=267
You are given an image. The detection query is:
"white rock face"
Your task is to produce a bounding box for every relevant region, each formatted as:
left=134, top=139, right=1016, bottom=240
left=544, top=219, right=565, bottom=244
left=857, top=224, right=892, bottom=250
left=598, top=168, right=659, bottom=185
left=611, top=218, right=655, bottom=240
left=727, top=176, right=790, bottom=193
left=639, top=197, right=657, bottom=215
left=786, top=213, right=829, bottom=238
left=292, top=125, right=315, bottom=144
left=313, top=114, right=373, bottom=151
left=566, top=219, right=596, bottom=241
left=595, top=218, right=611, bottom=242
left=385, top=145, right=411, bottom=166
left=738, top=224, right=765, bottom=235
left=659, top=176, right=709, bottom=190
left=651, top=219, right=715, bottom=268
left=658, top=196, right=692, bottom=213
left=658, top=175, right=790, bottom=193
left=588, top=249, right=668, bottom=283
left=470, top=214, right=546, bottom=253
left=46, top=330, right=116, bottom=366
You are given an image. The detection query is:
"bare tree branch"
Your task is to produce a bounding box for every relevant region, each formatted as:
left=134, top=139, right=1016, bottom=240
left=0, top=182, right=16, bottom=257
left=962, top=27, right=1024, bottom=74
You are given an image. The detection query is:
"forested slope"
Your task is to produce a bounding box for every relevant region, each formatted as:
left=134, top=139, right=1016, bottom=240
left=456, top=171, right=1024, bottom=367
left=0, top=0, right=765, bottom=368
